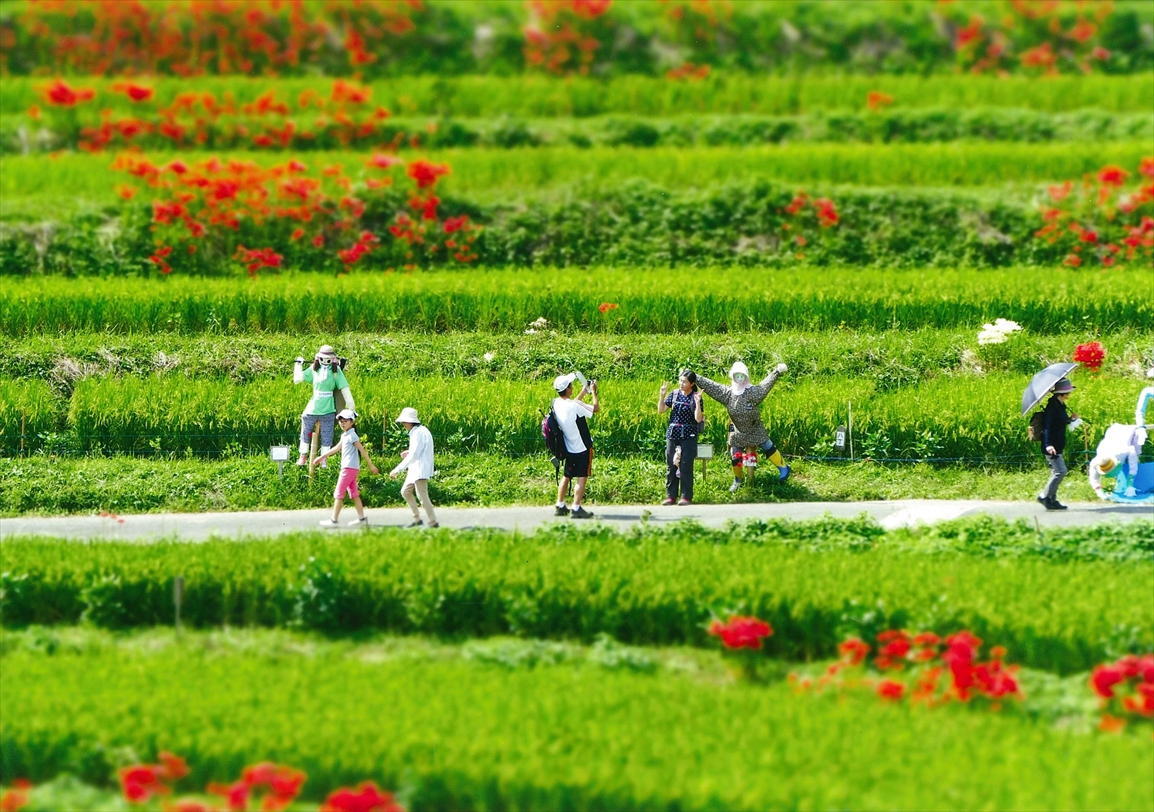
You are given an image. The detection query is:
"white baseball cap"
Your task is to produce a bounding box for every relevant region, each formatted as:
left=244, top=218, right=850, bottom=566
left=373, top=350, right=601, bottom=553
left=395, top=407, right=421, bottom=424
left=553, top=373, right=577, bottom=393
left=337, top=408, right=357, bottom=420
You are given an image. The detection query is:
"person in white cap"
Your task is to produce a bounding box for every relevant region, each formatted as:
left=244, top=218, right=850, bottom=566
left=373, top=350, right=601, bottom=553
left=1036, top=377, right=1079, bottom=510
left=390, top=407, right=438, bottom=528
left=551, top=372, right=600, bottom=518
left=293, top=345, right=354, bottom=467
left=316, top=408, right=379, bottom=527
left=696, top=361, right=790, bottom=492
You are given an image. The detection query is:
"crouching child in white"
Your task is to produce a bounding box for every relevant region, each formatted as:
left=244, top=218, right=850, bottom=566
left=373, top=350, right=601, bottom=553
left=390, top=407, right=439, bottom=528
left=317, top=409, right=379, bottom=527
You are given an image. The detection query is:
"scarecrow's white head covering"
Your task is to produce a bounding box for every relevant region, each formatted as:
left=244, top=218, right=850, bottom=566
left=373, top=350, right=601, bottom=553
left=729, top=361, right=751, bottom=393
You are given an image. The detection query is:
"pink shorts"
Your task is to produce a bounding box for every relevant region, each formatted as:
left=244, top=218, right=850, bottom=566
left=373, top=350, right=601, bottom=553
left=334, top=467, right=360, bottom=500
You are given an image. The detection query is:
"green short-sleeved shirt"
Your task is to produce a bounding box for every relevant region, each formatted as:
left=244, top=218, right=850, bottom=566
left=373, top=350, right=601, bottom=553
left=301, top=366, right=349, bottom=415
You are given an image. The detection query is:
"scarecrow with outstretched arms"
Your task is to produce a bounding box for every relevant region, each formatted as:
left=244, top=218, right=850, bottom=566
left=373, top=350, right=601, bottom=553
left=293, top=344, right=355, bottom=467
left=695, top=361, right=790, bottom=492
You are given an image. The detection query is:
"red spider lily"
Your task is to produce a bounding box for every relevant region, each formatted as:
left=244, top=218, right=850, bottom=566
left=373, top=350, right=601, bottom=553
left=0, top=780, right=32, bottom=812
left=956, top=16, right=983, bottom=48
left=814, top=198, right=839, bottom=227
left=1048, top=181, right=1072, bottom=201
left=406, top=160, right=450, bottom=190
left=43, top=79, right=95, bottom=106
left=1072, top=341, right=1105, bottom=371
left=167, top=801, right=212, bottom=812
left=368, top=153, right=402, bottom=170
left=597, top=302, right=619, bottom=313
left=1098, top=165, right=1129, bottom=186
left=321, top=781, right=405, bottom=812
left=207, top=780, right=250, bottom=812
left=866, top=91, right=893, bottom=110
left=666, top=62, right=710, bottom=81
left=838, top=637, right=869, bottom=665
left=115, top=82, right=154, bottom=102
left=235, top=246, right=284, bottom=276
left=876, top=680, right=905, bottom=701
left=708, top=616, right=773, bottom=650
left=443, top=215, right=469, bottom=234
left=120, top=765, right=167, bottom=803
left=1068, top=18, right=1096, bottom=43
left=1090, top=654, right=1154, bottom=730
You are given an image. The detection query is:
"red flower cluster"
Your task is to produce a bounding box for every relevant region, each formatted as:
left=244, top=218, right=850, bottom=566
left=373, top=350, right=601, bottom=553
left=119, top=751, right=190, bottom=803
left=115, top=151, right=478, bottom=274
left=865, top=90, right=894, bottom=110
left=113, top=752, right=404, bottom=812
left=665, top=62, right=711, bottom=81
left=597, top=302, right=619, bottom=313
left=0, top=780, right=32, bottom=812
left=709, top=615, right=773, bottom=650
left=321, top=782, right=405, bottom=812
left=524, top=0, right=611, bottom=75
left=207, top=762, right=306, bottom=812
left=795, top=629, right=1022, bottom=708
left=779, top=191, right=841, bottom=258
left=34, top=79, right=397, bottom=153
left=1090, top=653, right=1154, bottom=732
left=1035, top=158, right=1154, bottom=269
left=944, top=0, right=1115, bottom=75
left=1072, top=340, right=1106, bottom=371
left=13, top=0, right=422, bottom=77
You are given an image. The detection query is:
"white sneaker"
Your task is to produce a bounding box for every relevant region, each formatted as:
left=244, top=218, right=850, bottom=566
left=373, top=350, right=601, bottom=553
left=347, top=517, right=368, bottom=527
left=296, top=454, right=308, bottom=466
left=318, top=519, right=339, bottom=528
left=728, top=480, right=743, bottom=493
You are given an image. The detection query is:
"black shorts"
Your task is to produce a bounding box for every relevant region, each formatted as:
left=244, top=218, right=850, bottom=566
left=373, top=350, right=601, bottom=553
left=563, top=449, right=592, bottom=478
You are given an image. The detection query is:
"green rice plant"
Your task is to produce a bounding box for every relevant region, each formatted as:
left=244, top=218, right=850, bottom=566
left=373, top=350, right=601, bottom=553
left=0, top=380, right=64, bottom=455
left=4, top=638, right=1152, bottom=811
left=1, top=269, right=1149, bottom=334
left=5, top=328, right=1152, bottom=386
left=2, top=523, right=1151, bottom=670
left=49, top=371, right=1141, bottom=459
left=3, top=74, right=1152, bottom=118
left=2, top=142, right=1150, bottom=221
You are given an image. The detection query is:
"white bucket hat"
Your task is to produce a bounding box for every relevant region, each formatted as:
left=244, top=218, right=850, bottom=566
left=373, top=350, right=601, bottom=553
left=315, top=344, right=338, bottom=362
left=553, top=372, right=577, bottom=393
left=395, top=407, right=421, bottom=425
left=336, top=408, right=357, bottom=421
left=728, top=361, right=750, bottom=381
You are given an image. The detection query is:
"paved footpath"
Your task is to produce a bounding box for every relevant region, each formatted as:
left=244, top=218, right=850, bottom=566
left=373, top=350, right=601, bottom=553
left=2, top=500, right=1150, bottom=542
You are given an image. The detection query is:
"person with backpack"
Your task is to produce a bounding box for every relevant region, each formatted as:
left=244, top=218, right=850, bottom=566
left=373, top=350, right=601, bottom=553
left=550, top=373, right=600, bottom=518
left=1036, top=377, right=1082, bottom=511
left=658, top=370, right=704, bottom=505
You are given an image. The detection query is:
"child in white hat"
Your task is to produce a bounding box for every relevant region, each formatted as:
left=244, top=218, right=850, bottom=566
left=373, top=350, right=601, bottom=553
left=316, top=408, right=379, bottom=527
left=390, top=407, right=439, bottom=528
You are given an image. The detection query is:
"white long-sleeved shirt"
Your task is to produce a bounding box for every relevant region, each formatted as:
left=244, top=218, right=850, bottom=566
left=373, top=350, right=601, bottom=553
left=390, top=424, right=434, bottom=484
left=1088, top=423, right=1140, bottom=491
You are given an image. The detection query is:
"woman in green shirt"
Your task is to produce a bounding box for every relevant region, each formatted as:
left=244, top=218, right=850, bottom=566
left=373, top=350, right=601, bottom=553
left=294, top=345, right=355, bottom=466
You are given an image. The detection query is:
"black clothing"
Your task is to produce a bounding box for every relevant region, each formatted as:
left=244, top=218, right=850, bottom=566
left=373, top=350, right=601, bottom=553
left=1040, top=395, right=1069, bottom=454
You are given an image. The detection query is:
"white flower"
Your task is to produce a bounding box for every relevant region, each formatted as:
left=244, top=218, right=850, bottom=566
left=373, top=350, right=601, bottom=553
left=529, top=317, right=549, bottom=330
left=483, top=352, right=495, bottom=361
left=523, top=329, right=537, bottom=335
left=977, top=317, right=1022, bottom=345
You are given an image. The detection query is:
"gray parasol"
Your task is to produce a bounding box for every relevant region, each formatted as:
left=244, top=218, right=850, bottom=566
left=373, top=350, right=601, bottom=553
left=1021, top=362, right=1078, bottom=415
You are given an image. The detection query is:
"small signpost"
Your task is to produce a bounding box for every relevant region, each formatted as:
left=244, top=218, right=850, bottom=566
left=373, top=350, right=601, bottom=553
left=270, top=444, right=290, bottom=478
left=697, top=443, right=713, bottom=482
